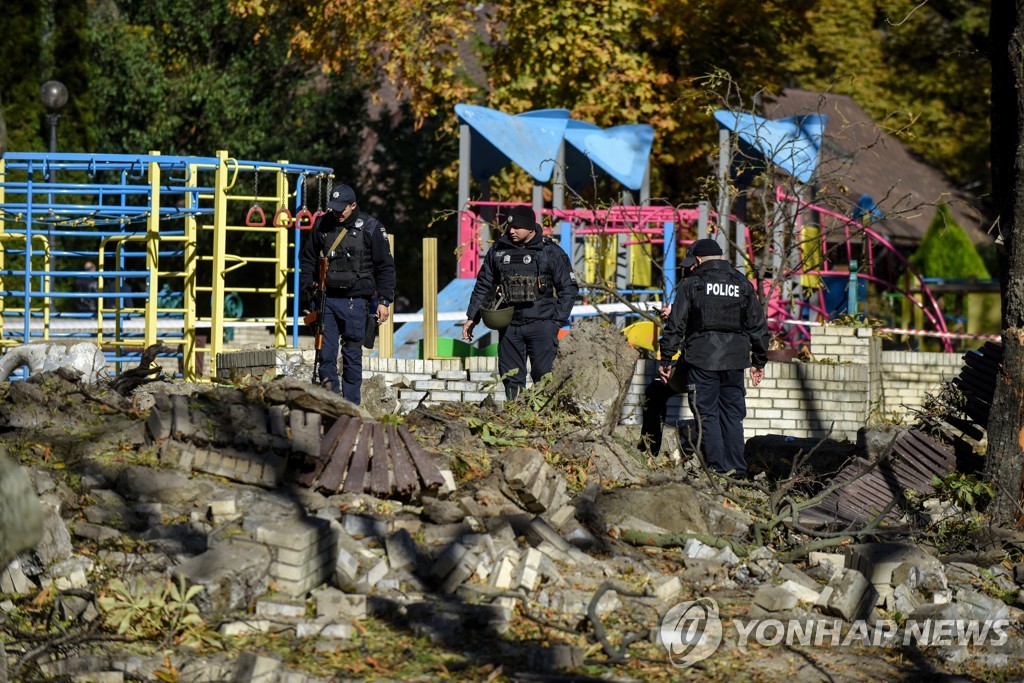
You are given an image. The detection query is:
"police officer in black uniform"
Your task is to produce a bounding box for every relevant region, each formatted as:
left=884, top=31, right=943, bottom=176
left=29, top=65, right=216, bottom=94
left=300, top=184, right=395, bottom=405
left=658, top=238, right=769, bottom=476
left=462, top=205, right=579, bottom=399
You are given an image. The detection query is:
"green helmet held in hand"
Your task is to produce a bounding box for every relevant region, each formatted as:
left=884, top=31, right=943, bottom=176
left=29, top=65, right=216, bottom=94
left=480, top=303, right=514, bottom=330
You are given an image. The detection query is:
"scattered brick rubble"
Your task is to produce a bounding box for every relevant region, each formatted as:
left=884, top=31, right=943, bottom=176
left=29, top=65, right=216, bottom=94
left=1, top=367, right=1024, bottom=679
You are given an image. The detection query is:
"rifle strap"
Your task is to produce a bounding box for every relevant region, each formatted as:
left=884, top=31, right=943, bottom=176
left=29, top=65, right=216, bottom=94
left=323, top=227, right=349, bottom=259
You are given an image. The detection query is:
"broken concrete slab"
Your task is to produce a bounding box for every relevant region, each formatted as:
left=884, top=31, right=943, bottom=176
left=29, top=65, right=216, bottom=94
left=172, top=544, right=272, bottom=614
left=846, top=542, right=942, bottom=586
left=584, top=482, right=708, bottom=536
left=754, top=585, right=800, bottom=612
left=825, top=568, right=876, bottom=622
left=0, top=453, right=44, bottom=570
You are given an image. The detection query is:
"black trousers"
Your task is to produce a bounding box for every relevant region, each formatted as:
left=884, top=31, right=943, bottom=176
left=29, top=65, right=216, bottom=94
left=498, top=319, right=560, bottom=399
left=639, top=363, right=688, bottom=454
left=688, top=366, right=747, bottom=476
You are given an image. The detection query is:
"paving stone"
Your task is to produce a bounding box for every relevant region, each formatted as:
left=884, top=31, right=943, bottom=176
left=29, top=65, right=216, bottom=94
left=777, top=563, right=820, bottom=591
left=955, top=588, right=1010, bottom=623
left=440, top=551, right=481, bottom=594
left=314, top=588, right=368, bottom=620
left=385, top=529, right=419, bottom=572
left=808, top=551, right=846, bottom=577
left=255, top=598, right=307, bottom=619
left=362, top=558, right=390, bottom=588
left=525, top=517, right=572, bottom=554
left=891, top=583, right=922, bottom=614
left=651, top=575, right=682, bottom=602
left=548, top=505, right=577, bottom=529
left=422, top=522, right=470, bottom=545
left=826, top=568, right=875, bottom=621
left=342, top=514, right=387, bottom=539
left=431, top=543, right=469, bottom=580
left=540, top=588, right=621, bottom=618
left=754, top=585, right=799, bottom=612
left=295, top=618, right=354, bottom=640
left=777, top=579, right=820, bottom=604
left=489, top=551, right=521, bottom=591
left=846, top=542, right=941, bottom=586
left=220, top=620, right=274, bottom=636
left=514, top=548, right=543, bottom=591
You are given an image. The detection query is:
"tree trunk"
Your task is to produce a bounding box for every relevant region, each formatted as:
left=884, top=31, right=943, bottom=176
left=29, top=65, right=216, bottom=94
left=985, top=1, right=1024, bottom=526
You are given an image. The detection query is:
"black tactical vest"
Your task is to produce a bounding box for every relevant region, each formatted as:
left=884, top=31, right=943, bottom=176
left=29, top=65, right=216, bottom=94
left=323, top=225, right=372, bottom=291
left=691, top=270, right=746, bottom=333
left=495, top=244, right=555, bottom=304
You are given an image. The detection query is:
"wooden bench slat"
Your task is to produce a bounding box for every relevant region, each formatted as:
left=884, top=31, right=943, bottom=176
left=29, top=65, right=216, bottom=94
left=398, top=425, right=446, bottom=489
left=369, top=423, right=392, bottom=496
left=342, top=423, right=374, bottom=493
left=295, top=415, right=352, bottom=486
left=387, top=424, right=419, bottom=495
left=318, top=418, right=362, bottom=493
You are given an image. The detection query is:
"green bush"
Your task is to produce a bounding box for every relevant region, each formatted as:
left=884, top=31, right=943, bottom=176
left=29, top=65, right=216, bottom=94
left=909, top=204, right=990, bottom=281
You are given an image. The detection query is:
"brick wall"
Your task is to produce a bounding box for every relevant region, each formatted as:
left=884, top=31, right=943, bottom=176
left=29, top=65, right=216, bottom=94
left=878, top=350, right=962, bottom=421
left=214, top=324, right=968, bottom=443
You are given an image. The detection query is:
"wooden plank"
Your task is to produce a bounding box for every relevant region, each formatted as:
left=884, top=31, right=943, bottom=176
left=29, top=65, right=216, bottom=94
left=369, top=423, right=392, bottom=497
left=398, top=425, right=446, bottom=489
left=342, top=423, right=374, bottom=493
left=317, top=418, right=362, bottom=493
left=295, top=415, right=351, bottom=486
left=387, top=424, right=420, bottom=495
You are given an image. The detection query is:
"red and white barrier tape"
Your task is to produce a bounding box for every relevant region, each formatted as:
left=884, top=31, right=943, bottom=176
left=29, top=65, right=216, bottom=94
left=774, top=319, right=1001, bottom=342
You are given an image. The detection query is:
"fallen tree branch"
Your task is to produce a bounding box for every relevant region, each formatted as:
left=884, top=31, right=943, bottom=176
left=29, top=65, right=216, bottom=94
left=619, top=529, right=747, bottom=556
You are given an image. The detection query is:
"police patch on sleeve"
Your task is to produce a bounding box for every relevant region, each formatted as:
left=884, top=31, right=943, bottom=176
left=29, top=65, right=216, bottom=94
left=355, top=219, right=364, bottom=228
left=570, top=271, right=577, bottom=282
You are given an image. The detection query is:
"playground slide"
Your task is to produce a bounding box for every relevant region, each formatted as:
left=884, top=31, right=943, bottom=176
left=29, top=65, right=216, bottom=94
left=387, top=278, right=499, bottom=359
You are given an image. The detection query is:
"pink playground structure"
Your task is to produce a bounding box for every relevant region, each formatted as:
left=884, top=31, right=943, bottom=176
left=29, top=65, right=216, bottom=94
left=450, top=103, right=955, bottom=352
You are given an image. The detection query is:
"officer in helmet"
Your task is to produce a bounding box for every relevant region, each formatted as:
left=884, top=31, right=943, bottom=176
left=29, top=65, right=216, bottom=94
left=462, top=205, right=579, bottom=399
left=658, top=238, right=769, bottom=477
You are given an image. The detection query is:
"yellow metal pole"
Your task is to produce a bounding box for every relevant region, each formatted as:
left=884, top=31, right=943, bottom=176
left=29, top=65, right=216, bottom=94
left=275, top=163, right=289, bottom=348
left=182, top=162, right=200, bottom=380
left=379, top=234, right=395, bottom=357
left=423, top=237, right=438, bottom=359
left=210, top=151, right=229, bottom=378
left=145, top=151, right=161, bottom=348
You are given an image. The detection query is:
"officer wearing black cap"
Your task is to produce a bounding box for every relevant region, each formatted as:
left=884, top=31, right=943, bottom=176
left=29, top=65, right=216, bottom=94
left=299, top=184, right=396, bottom=404
left=462, top=205, right=579, bottom=399
left=658, top=238, right=769, bottom=476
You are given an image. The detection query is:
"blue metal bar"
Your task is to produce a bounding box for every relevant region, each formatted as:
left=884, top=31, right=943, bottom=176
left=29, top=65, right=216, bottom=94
left=663, top=221, right=676, bottom=302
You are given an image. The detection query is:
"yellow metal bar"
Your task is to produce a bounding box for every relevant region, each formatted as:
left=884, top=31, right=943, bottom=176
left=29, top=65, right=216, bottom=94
left=274, top=162, right=289, bottom=348
left=144, top=151, right=161, bottom=348
left=380, top=234, right=394, bottom=357
left=422, top=238, right=438, bottom=359
left=209, top=151, right=230, bottom=378
left=183, top=162, right=200, bottom=381
left=40, top=236, right=51, bottom=341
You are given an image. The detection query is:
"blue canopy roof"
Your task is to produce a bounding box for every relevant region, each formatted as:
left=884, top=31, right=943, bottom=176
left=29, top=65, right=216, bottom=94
left=563, top=121, right=654, bottom=191
left=454, top=104, right=570, bottom=182
left=714, top=110, right=826, bottom=184
left=455, top=104, right=654, bottom=190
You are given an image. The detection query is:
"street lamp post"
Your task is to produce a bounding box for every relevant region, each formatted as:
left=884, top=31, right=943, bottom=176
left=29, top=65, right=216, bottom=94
left=39, top=80, right=68, bottom=182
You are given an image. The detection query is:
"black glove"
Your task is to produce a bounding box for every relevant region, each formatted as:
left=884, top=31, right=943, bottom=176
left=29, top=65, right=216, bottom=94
left=302, top=283, right=317, bottom=304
